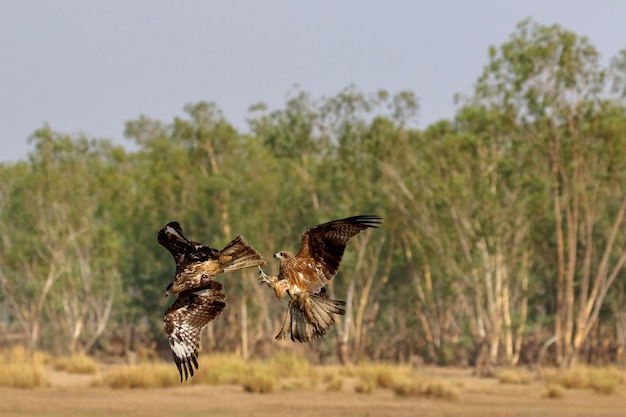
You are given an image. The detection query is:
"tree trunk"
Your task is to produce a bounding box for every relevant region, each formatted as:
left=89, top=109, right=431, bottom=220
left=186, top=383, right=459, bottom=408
left=337, top=282, right=354, bottom=365
left=511, top=250, right=529, bottom=366
left=240, top=295, right=248, bottom=360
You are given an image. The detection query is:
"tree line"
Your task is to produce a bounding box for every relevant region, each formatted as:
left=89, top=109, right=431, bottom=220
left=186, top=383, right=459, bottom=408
left=1, top=19, right=626, bottom=369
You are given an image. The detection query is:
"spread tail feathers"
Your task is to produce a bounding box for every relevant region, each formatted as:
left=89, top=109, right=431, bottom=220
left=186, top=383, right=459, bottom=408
left=219, top=235, right=266, bottom=273
left=275, top=293, right=346, bottom=342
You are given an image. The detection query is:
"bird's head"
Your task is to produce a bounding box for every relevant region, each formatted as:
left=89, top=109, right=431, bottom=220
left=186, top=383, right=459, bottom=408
left=162, top=222, right=187, bottom=242
left=273, top=251, right=294, bottom=262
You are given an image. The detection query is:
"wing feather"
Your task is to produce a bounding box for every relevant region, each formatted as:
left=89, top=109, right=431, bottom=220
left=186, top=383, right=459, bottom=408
left=295, top=215, right=382, bottom=291
left=163, top=280, right=226, bottom=382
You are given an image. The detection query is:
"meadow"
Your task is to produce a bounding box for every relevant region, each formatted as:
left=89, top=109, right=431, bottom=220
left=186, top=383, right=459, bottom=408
left=0, top=348, right=624, bottom=417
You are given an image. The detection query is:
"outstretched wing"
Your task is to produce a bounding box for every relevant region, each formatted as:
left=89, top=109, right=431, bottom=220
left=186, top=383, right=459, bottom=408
left=163, top=281, right=226, bottom=382
left=296, top=215, right=382, bottom=291
left=157, top=221, right=219, bottom=273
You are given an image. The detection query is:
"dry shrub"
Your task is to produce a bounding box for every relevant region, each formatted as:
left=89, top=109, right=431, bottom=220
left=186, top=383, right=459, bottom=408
left=589, top=377, right=618, bottom=395
left=280, top=379, right=308, bottom=391
left=267, top=353, right=318, bottom=390
left=193, top=353, right=317, bottom=391
left=0, top=346, right=49, bottom=388
left=553, top=367, right=588, bottom=389
left=239, top=361, right=280, bottom=393
left=93, top=364, right=179, bottom=389
left=326, top=378, right=343, bottom=392
left=355, top=378, right=375, bottom=394
left=324, top=373, right=343, bottom=392
left=138, top=354, right=319, bottom=392
left=341, top=363, right=422, bottom=395
left=353, top=365, right=377, bottom=394
left=267, top=353, right=313, bottom=379
left=135, top=346, right=160, bottom=363
left=0, top=363, right=48, bottom=388
left=52, top=353, right=98, bottom=374
left=189, top=354, right=247, bottom=385
left=496, top=368, right=533, bottom=385
left=372, top=365, right=397, bottom=389
left=392, top=376, right=459, bottom=401
left=186, top=354, right=283, bottom=393
left=541, top=365, right=624, bottom=395
left=354, top=363, right=410, bottom=390
left=339, top=365, right=357, bottom=378
left=2, top=346, right=50, bottom=366
left=423, top=379, right=460, bottom=400
left=241, top=372, right=277, bottom=394
left=320, top=366, right=341, bottom=381
left=588, top=367, right=624, bottom=395
left=542, top=383, right=566, bottom=399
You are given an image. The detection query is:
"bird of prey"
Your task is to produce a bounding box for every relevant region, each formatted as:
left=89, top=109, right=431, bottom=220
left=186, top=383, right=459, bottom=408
left=163, top=280, right=226, bottom=382
left=158, top=221, right=266, bottom=381
left=258, top=215, right=382, bottom=342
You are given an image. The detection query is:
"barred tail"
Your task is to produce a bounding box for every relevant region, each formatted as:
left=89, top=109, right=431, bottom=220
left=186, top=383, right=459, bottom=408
left=275, top=293, right=346, bottom=342
left=219, top=235, right=266, bottom=273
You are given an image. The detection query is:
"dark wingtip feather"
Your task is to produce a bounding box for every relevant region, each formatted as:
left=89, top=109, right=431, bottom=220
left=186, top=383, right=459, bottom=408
left=353, top=214, right=383, bottom=228
left=187, top=356, right=195, bottom=378
left=173, top=351, right=199, bottom=383
left=182, top=359, right=188, bottom=381
left=173, top=353, right=184, bottom=383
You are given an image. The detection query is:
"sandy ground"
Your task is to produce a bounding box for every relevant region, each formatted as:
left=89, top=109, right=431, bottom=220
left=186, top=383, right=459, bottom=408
left=0, top=366, right=624, bottom=417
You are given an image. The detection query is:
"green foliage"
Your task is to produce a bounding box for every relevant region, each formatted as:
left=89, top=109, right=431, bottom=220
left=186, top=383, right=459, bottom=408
left=0, top=18, right=625, bottom=368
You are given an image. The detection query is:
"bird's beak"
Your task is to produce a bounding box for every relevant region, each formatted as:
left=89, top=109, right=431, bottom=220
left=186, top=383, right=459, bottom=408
left=165, top=283, right=173, bottom=298
left=164, top=225, right=188, bottom=243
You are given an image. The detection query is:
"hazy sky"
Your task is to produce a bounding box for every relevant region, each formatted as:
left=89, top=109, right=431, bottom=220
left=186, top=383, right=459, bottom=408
left=2, top=1, right=625, bottom=162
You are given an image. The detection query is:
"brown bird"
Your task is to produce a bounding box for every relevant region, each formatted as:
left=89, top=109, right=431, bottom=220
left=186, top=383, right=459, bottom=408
left=163, top=280, right=226, bottom=382
left=259, top=215, right=382, bottom=342
left=158, top=221, right=266, bottom=381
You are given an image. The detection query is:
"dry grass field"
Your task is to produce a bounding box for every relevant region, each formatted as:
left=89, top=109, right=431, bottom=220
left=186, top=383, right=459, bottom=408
left=0, top=362, right=624, bottom=417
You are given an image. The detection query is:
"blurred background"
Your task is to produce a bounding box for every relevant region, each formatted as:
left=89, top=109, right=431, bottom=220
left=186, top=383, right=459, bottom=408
left=1, top=1, right=626, bottom=394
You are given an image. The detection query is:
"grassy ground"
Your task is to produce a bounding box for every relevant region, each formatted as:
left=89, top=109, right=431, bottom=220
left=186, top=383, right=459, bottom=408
left=0, top=364, right=624, bottom=417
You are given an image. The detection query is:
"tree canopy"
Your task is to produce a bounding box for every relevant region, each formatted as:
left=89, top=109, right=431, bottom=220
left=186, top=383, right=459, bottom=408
left=1, top=19, right=625, bottom=368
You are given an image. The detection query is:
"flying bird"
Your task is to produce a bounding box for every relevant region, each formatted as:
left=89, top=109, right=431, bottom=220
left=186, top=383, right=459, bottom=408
left=158, top=221, right=266, bottom=381
left=163, top=280, right=226, bottom=382
left=259, top=215, right=382, bottom=342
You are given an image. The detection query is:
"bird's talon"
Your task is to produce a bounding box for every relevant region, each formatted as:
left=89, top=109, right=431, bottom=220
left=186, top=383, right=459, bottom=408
left=258, top=266, right=270, bottom=285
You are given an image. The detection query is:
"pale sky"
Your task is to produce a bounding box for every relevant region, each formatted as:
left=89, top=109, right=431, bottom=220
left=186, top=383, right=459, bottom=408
left=1, top=1, right=625, bottom=162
